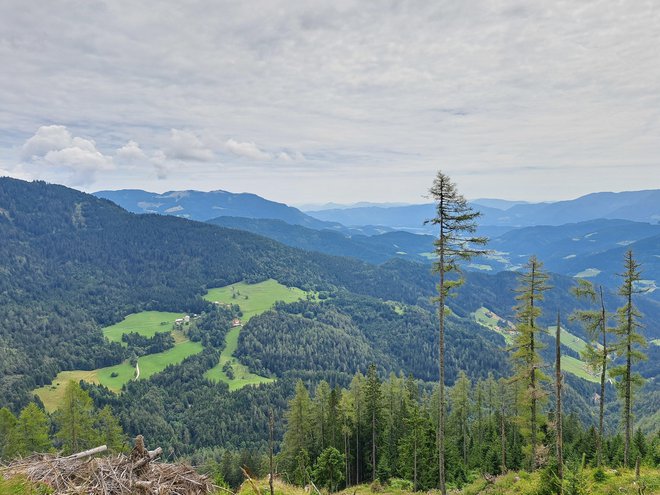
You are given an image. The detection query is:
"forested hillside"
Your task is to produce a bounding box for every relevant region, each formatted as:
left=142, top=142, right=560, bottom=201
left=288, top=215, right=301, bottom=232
left=0, top=178, right=657, bottom=493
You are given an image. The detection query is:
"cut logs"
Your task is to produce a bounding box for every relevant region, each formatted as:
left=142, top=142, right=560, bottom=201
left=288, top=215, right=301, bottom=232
left=1, top=436, right=216, bottom=494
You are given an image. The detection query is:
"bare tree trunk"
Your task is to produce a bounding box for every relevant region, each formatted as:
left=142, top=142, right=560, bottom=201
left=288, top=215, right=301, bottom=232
left=597, top=286, right=606, bottom=467
left=372, top=409, right=376, bottom=482
left=269, top=410, right=275, bottom=495
left=438, top=247, right=446, bottom=495
left=529, top=266, right=537, bottom=471
left=555, top=312, right=563, bottom=491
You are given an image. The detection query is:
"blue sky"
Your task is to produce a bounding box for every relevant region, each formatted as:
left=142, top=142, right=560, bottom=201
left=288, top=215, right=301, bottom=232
left=1, top=1, right=659, bottom=204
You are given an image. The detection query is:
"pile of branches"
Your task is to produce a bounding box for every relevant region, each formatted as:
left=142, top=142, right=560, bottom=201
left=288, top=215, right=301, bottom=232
left=1, top=436, right=217, bottom=494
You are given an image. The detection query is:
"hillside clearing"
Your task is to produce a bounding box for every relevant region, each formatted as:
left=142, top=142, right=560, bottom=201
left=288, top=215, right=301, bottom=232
left=203, top=279, right=307, bottom=389
left=102, top=311, right=184, bottom=343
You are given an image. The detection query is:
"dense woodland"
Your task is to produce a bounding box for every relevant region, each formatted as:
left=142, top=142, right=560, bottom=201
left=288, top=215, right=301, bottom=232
left=0, top=177, right=658, bottom=493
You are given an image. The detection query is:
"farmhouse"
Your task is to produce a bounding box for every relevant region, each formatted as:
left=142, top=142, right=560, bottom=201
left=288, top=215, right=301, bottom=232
left=231, top=318, right=241, bottom=327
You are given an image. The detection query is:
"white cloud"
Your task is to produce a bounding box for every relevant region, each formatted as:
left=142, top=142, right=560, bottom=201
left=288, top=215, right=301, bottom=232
left=225, top=139, right=271, bottom=160
left=166, top=129, right=214, bottom=161
left=19, top=125, right=114, bottom=186
left=2, top=2, right=660, bottom=201
left=21, top=125, right=72, bottom=160
left=116, top=140, right=147, bottom=161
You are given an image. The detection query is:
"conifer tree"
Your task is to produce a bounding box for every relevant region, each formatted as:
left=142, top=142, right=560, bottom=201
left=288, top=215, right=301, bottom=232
left=449, top=371, right=472, bottom=466
left=281, top=380, right=314, bottom=485
left=364, top=364, right=382, bottom=482
left=510, top=256, right=550, bottom=470
left=0, top=407, right=17, bottom=459
left=95, top=405, right=126, bottom=452
left=427, top=171, right=487, bottom=495
left=14, top=403, right=52, bottom=456
left=555, top=312, right=564, bottom=487
left=571, top=279, right=611, bottom=466
left=55, top=381, right=98, bottom=454
left=610, top=250, right=648, bottom=467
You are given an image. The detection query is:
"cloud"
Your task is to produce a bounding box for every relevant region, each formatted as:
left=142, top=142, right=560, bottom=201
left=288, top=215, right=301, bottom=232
left=21, top=125, right=72, bottom=160
left=19, top=125, right=113, bottom=186
left=225, top=139, right=271, bottom=160
left=166, top=129, right=214, bottom=161
left=116, top=140, right=147, bottom=161
left=2, top=2, right=660, bottom=201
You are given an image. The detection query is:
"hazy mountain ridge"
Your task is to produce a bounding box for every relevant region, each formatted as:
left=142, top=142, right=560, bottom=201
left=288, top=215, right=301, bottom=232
left=93, top=188, right=343, bottom=230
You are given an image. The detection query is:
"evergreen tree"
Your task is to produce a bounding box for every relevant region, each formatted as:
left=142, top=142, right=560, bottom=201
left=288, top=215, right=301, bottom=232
left=14, top=403, right=52, bottom=456
left=55, top=381, right=98, bottom=454
left=610, top=250, right=648, bottom=467
left=313, top=447, right=345, bottom=492
left=364, top=364, right=382, bottom=482
left=571, top=279, right=612, bottom=466
left=449, top=371, right=472, bottom=467
left=95, top=405, right=126, bottom=452
left=280, top=380, right=314, bottom=485
left=427, top=171, right=487, bottom=495
left=0, top=407, right=17, bottom=459
left=510, top=256, right=550, bottom=470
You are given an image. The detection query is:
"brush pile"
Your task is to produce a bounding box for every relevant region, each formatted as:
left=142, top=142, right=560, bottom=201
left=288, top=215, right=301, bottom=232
left=1, top=436, right=217, bottom=494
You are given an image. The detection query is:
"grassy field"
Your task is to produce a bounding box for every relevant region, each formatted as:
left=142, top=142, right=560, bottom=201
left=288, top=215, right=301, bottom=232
left=234, top=467, right=660, bottom=495
left=474, top=307, right=599, bottom=383
left=203, top=279, right=306, bottom=389
left=35, top=328, right=204, bottom=411
left=474, top=307, right=515, bottom=344
left=102, top=311, right=184, bottom=343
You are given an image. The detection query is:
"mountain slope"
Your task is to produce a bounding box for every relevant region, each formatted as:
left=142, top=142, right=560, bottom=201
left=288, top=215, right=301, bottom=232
left=208, top=216, right=434, bottom=264
left=94, top=188, right=342, bottom=229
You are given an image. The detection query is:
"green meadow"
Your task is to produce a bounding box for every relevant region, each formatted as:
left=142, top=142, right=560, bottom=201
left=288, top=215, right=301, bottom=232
left=102, top=310, right=184, bottom=343
left=203, top=279, right=306, bottom=389
left=35, top=314, right=202, bottom=411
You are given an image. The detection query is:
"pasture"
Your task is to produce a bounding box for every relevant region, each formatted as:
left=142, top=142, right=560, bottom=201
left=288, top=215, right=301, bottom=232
left=203, top=279, right=306, bottom=388
left=102, top=311, right=184, bottom=343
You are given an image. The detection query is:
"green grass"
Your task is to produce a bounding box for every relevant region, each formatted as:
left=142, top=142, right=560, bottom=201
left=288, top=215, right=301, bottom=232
left=474, top=308, right=599, bottom=383
left=102, top=311, right=184, bottom=343
left=474, top=307, right=515, bottom=344
left=0, top=476, right=50, bottom=495
left=562, top=355, right=599, bottom=383
left=203, top=279, right=306, bottom=388
left=546, top=325, right=590, bottom=355
left=35, top=327, right=204, bottom=411
left=138, top=339, right=204, bottom=380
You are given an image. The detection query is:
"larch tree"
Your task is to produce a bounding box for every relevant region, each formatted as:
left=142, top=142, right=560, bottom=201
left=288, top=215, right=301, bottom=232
left=427, top=171, right=488, bottom=495
left=610, top=250, right=648, bottom=467
left=364, top=364, right=382, bottom=482
left=14, top=403, right=52, bottom=456
left=510, top=256, right=550, bottom=470
left=55, top=381, right=97, bottom=454
left=571, top=279, right=612, bottom=466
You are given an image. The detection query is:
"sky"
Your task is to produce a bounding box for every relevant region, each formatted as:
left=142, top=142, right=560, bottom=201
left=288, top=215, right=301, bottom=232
left=1, top=0, right=659, bottom=205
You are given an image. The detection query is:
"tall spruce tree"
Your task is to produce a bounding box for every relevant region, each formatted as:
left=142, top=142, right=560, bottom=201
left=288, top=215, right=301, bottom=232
left=610, top=250, right=648, bottom=467
left=364, top=364, right=382, bottom=482
left=281, top=380, right=314, bottom=485
left=571, top=279, right=611, bottom=466
left=427, top=171, right=487, bottom=494
left=510, top=256, right=550, bottom=470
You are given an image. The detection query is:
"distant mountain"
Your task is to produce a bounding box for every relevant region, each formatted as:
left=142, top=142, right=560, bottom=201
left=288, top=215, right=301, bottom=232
left=490, top=189, right=660, bottom=226
left=470, top=198, right=533, bottom=210
left=306, top=189, right=660, bottom=231
left=305, top=203, right=512, bottom=235
left=298, top=201, right=412, bottom=211
left=473, top=219, right=660, bottom=301
left=208, top=216, right=435, bottom=264
left=93, top=188, right=342, bottom=230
